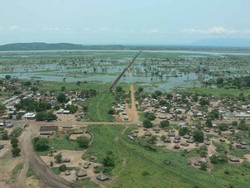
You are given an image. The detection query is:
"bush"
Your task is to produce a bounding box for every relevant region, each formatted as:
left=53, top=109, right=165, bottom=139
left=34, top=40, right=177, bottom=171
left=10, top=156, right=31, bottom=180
left=59, top=164, right=67, bottom=172
left=179, top=127, right=189, bottom=136
left=144, top=112, right=156, bottom=121
left=33, top=137, right=49, bottom=152
left=54, top=153, right=62, bottom=163
left=143, top=119, right=153, bottom=128
left=103, top=152, right=115, bottom=167
left=12, top=147, right=20, bottom=157
left=210, top=155, right=219, bottom=164
left=218, top=123, right=228, bottom=131
left=160, top=120, right=170, bottom=128
left=193, top=130, right=204, bottom=143
left=76, top=136, right=89, bottom=149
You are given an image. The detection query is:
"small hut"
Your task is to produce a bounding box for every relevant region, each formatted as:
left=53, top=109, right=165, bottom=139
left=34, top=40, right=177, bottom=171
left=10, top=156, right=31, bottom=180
left=76, top=169, right=87, bottom=177
left=96, top=173, right=109, bottom=181
left=229, top=156, right=240, bottom=162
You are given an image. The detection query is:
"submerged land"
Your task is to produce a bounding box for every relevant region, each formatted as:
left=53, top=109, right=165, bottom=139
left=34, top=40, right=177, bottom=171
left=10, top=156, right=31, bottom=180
left=0, top=44, right=250, bottom=188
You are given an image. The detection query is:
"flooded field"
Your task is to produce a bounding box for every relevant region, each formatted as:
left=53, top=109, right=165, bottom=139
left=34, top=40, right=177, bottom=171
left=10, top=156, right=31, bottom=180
left=0, top=50, right=250, bottom=92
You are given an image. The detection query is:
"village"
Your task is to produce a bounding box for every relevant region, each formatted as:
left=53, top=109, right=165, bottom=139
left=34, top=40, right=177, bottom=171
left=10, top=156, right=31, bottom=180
left=0, top=77, right=250, bottom=187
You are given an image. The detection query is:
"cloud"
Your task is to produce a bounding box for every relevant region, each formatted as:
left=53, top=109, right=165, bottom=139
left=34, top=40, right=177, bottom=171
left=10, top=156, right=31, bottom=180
left=83, top=27, right=91, bottom=31
left=43, top=27, right=59, bottom=31
left=9, top=26, right=18, bottom=30
left=182, top=26, right=249, bottom=35
left=142, top=29, right=164, bottom=34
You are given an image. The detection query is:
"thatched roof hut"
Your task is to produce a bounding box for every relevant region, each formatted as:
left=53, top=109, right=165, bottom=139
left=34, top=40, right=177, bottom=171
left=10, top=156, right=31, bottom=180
left=96, top=173, right=109, bottom=181
left=76, top=169, right=87, bottom=177
left=229, top=156, right=240, bottom=162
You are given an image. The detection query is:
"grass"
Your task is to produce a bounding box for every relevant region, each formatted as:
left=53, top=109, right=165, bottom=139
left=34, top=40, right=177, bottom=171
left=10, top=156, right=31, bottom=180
left=73, top=177, right=100, bottom=188
left=39, top=81, right=110, bottom=92
left=36, top=133, right=83, bottom=155
left=83, top=125, right=250, bottom=188
left=181, top=87, right=250, bottom=97
left=11, top=162, right=23, bottom=182
left=86, top=92, right=116, bottom=122
left=26, top=166, right=35, bottom=177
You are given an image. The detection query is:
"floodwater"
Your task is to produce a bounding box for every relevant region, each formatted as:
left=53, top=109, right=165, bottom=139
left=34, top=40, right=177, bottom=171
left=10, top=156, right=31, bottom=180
left=0, top=50, right=249, bottom=92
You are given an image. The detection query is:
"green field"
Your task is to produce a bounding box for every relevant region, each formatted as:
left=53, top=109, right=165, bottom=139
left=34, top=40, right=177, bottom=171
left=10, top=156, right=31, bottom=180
left=84, top=125, right=250, bottom=188
left=180, top=87, right=250, bottom=97
left=86, top=92, right=116, bottom=122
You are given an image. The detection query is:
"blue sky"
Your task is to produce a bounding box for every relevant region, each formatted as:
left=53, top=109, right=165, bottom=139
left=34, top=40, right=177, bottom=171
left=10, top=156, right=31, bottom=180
left=0, top=0, right=250, bottom=45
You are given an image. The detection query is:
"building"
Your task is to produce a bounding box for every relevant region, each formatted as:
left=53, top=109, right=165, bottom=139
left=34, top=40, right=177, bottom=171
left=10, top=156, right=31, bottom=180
left=23, top=112, right=36, bottom=119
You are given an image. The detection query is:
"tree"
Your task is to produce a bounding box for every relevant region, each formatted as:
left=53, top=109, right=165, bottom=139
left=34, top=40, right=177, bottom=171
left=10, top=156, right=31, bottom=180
left=11, top=137, right=18, bottom=148
left=61, top=86, right=66, bottom=91
left=59, top=164, right=67, bottom=172
left=76, top=136, right=89, bottom=149
left=1, top=130, right=9, bottom=140
left=193, top=130, right=204, bottom=143
left=138, top=87, right=143, bottom=93
left=154, top=90, right=162, bottom=96
left=160, top=120, right=170, bottom=128
left=143, top=119, right=153, bottom=128
left=33, top=137, right=49, bottom=151
left=218, top=123, right=228, bottom=131
left=179, top=127, right=189, bottom=136
left=54, top=153, right=62, bottom=163
left=210, top=155, right=219, bottom=164
left=205, top=119, right=213, bottom=128
left=12, top=147, right=20, bottom=157
left=103, top=152, right=115, bottom=167
left=116, top=86, right=123, bottom=93
left=144, top=112, right=156, bottom=121
left=199, top=98, right=209, bottom=106
left=57, top=93, right=67, bottom=103
left=5, top=75, right=11, bottom=80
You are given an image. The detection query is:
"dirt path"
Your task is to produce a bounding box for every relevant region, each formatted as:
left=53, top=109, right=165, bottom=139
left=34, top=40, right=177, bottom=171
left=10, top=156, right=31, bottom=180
left=18, top=124, right=73, bottom=188
left=129, top=83, right=139, bottom=123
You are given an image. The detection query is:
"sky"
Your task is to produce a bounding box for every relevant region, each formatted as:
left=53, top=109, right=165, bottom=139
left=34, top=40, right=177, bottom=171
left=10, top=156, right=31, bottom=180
left=0, top=0, right=250, bottom=46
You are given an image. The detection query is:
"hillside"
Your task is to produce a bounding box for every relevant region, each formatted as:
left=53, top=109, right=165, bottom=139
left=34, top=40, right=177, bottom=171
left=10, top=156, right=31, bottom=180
left=0, top=42, right=250, bottom=52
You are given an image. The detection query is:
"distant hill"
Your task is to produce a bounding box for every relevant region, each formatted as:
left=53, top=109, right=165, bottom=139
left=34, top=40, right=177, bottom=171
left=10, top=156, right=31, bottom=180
left=0, top=42, right=86, bottom=51
left=0, top=42, right=250, bottom=52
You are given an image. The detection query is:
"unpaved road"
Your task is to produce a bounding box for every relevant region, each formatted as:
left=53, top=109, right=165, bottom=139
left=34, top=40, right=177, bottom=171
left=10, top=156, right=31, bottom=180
left=18, top=124, right=73, bottom=188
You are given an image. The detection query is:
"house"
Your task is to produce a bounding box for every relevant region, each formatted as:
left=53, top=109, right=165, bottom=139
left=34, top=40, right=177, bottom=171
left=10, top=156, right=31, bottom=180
left=235, top=113, right=250, bottom=119
left=229, top=156, right=240, bottom=162
left=76, top=169, right=87, bottom=177
left=96, top=173, right=109, bottom=181
left=23, top=112, right=36, bottom=119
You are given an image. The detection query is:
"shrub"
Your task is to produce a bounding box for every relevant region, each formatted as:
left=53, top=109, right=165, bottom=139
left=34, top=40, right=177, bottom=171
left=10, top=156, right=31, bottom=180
left=160, top=120, right=170, bottom=128
left=143, top=119, right=153, bottom=128
left=59, top=164, right=67, bottom=172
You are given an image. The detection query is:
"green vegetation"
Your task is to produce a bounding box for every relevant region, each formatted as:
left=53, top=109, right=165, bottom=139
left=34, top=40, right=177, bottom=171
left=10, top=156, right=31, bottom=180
left=73, top=177, right=100, bottom=188
left=33, top=133, right=82, bottom=155
left=11, top=163, right=23, bottom=182
left=83, top=125, right=250, bottom=188
left=26, top=166, right=36, bottom=177
left=76, top=136, right=90, bottom=149
left=86, top=92, right=116, bottom=122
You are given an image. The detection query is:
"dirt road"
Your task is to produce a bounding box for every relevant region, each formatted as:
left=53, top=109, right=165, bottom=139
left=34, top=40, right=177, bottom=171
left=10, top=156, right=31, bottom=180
left=18, top=124, right=73, bottom=188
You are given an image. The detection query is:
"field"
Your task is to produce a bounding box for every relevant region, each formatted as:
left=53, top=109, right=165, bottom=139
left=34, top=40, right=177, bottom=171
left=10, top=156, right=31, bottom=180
left=86, top=92, right=116, bottom=122
left=83, top=125, right=250, bottom=188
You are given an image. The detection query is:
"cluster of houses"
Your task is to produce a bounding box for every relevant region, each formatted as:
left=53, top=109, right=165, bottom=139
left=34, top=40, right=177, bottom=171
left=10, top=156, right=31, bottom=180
left=113, top=103, right=129, bottom=121
left=139, top=93, right=250, bottom=124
